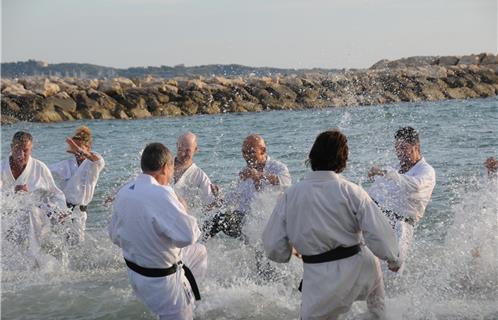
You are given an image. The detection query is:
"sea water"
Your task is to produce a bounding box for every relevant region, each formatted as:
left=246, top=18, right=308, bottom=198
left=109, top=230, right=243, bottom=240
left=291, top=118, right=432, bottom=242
left=1, top=97, right=497, bottom=319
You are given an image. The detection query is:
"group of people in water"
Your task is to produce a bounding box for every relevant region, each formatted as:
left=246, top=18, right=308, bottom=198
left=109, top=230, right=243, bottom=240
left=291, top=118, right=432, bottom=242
left=1, top=125, right=497, bottom=320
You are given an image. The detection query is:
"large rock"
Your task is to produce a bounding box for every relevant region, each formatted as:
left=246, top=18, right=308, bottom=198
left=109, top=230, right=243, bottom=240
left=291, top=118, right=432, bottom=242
left=19, top=78, right=60, bottom=97
left=46, top=92, right=77, bottom=112
left=458, top=55, right=481, bottom=65
left=438, top=56, right=459, bottom=66
left=2, top=83, right=33, bottom=96
left=480, top=54, right=498, bottom=65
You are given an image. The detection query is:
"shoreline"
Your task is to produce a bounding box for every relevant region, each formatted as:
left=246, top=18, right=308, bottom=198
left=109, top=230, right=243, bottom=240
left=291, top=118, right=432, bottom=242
left=2, top=53, right=497, bottom=124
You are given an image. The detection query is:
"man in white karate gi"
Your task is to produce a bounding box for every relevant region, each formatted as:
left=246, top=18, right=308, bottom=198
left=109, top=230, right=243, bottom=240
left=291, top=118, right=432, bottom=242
left=263, top=129, right=401, bottom=320
left=50, top=126, right=105, bottom=242
left=173, top=132, right=217, bottom=209
left=206, top=134, right=291, bottom=238
left=368, top=126, right=436, bottom=269
left=109, top=142, right=207, bottom=320
left=1, top=131, right=67, bottom=263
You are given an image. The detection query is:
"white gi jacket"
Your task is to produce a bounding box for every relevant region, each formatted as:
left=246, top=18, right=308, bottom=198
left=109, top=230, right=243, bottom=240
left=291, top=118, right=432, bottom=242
left=1, top=156, right=67, bottom=260
left=234, top=156, right=292, bottom=213
left=1, top=156, right=66, bottom=207
left=263, top=171, right=400, bottom=320
left=173, top=163, right=215, bottom=208
left=109, top=174, right=206, bottom=319
left=368, top=157, right=436, bottom=223
left=368, top=157, right=436, bottom=263
left=49, top=154, right=105, bottom=206
left=49, top=155, right=105, bottom=241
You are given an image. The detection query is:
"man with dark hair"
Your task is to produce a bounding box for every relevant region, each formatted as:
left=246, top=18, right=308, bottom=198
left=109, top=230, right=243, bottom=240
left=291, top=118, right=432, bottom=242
left=368, top=126, right=436, bottom=273
left=109, top=143, right=207, bottom=320
left=1, top=130, right=67, bottom=264
left=263, top=129, right=400, bottom=320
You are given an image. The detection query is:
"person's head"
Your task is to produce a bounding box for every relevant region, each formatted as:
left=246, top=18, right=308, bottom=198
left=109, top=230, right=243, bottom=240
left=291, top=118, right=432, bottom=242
left=308, top=129, right=348, bottom=173
left=176, top=132, right=198, bottom=165
left=141, top=143, right=174, bottom=185
left=242, top=134, right=267, bottom=168
left=71, top=126, right=93, bottom=162
left=10, top=131, right=33, bottom=168
left=394, top=126, right=421, bottom=165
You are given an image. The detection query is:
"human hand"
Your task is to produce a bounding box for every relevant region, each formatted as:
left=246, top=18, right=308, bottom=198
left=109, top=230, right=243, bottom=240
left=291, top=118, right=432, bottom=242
left=484, top=157, right=498, bottom=174
left=239, top=168, right=259, bottom=180
left=14, top=184, right=28, bottom=192
left=368, top=166, right=385, bottom=180
left=292, top=247, right=302, bottom=259
left=387, top=260, right=401, bottom=272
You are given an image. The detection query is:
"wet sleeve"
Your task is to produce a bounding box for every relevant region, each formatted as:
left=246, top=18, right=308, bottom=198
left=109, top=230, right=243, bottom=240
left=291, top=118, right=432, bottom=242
left=355, top=190, right=401, bottom=266
left=153, top=191, right=201, bottom=248
left=41, top=163, right=67, bottom=209
left=384, top=166, right=436, bottom=201
left=197, top=169, right=215, bottom=205
left=108, top=204, right=121, bottom=247
left=262, top=193, right=292, bottom=263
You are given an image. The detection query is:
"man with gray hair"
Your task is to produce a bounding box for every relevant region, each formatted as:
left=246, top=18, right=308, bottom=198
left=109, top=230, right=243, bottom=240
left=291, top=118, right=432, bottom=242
left=173, top=132, right=218, bottom=210
left=109, top=142, right=207, bottom=320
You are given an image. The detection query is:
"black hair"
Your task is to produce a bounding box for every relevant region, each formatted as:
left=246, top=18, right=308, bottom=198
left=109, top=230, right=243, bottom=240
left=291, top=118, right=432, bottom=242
left=395, top=126, right=420, bottom=145
left=308, top=129, right=349, bottom=173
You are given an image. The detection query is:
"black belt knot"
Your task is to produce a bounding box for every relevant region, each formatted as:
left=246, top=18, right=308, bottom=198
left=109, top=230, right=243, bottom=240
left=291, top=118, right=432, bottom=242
left=124, top=258, right=201, bottom=300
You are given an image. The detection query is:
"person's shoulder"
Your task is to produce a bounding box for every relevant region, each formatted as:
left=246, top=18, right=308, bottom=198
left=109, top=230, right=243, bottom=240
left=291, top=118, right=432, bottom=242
left=417, top=158, right=436, bottom=176
left=338, top=175, right=370, bottom=198
left=31, top=157, right=51, bottom=172
left=267, top=156, right=289, bottom=170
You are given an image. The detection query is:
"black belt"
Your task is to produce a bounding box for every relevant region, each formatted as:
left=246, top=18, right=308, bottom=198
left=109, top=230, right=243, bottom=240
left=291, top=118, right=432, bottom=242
left=298, top=244, right=361, bottom=292
left=124, top=258, right=201, bottom=300
left=371, top=199, right=415, bottom=228
left=67, top=202, right=88, bottom=212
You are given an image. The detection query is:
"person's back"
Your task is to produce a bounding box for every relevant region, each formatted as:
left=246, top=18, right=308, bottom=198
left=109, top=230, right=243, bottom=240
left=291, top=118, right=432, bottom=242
left=263, top=130, right=400, bottom=320
left=109, top=143, right=207, bottom=320
left=112, top=174, right=199, bottom=267
left=286, top=172, right=379, bottom=255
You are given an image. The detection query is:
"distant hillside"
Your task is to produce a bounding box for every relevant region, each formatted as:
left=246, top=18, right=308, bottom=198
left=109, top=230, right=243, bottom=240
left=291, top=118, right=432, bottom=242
left=1, top=60, right=339, bottom=79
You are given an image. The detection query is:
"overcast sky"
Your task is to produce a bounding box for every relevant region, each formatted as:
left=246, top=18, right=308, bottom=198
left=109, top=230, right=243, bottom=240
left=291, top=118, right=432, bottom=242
left=1, top=0, right=496, bottom=69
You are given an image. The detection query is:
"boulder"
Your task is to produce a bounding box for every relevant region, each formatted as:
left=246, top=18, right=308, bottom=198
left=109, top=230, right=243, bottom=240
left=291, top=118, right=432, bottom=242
left=2, top=83, right=33, bottom=96
left=458, top=55, right=481, bottom=65
left=438, top=56, right=459, bottom=66
left=481, top=54, right=498, bottom=65
left=46, top=92, right=77, bottom=112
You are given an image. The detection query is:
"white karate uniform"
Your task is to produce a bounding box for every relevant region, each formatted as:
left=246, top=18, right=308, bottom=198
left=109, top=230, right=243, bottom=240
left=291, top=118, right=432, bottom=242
left=0, top=156, right=67, bottom=261
left=109, top=174, right=207, bottom=320
left=49, top=154, right=105, bottom=240
left=173, top=163, right=215, bottom=208
left=263, top=171, right=400, bottom=320
left=368, top=157, right=436, bottom=263
left=234, top=156, right=292, bottom=214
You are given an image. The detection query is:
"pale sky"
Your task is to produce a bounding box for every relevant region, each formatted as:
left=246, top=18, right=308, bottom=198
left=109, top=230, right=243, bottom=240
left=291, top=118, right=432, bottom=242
left=1, top=0, right=497, bottom=69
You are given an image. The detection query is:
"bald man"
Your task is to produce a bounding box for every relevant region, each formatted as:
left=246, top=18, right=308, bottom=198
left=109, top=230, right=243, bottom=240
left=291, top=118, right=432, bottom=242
left=173, top=132, right=217, bottom=210
left=205, top=134, right=291, bottom=238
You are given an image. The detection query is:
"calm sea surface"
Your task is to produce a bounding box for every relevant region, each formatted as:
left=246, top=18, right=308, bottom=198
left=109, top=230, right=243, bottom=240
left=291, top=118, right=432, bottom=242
left=1, top=97, right=497, bottom=319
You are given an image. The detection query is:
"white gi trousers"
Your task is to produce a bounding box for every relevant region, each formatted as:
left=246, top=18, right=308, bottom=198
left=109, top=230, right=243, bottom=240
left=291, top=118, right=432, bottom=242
left=127, top=243, right=207, bottom=320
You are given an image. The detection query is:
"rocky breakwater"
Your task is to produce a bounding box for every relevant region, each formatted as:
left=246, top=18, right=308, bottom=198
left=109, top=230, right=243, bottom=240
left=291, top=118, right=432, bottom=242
left=2, top=53, right=498, bottom=124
